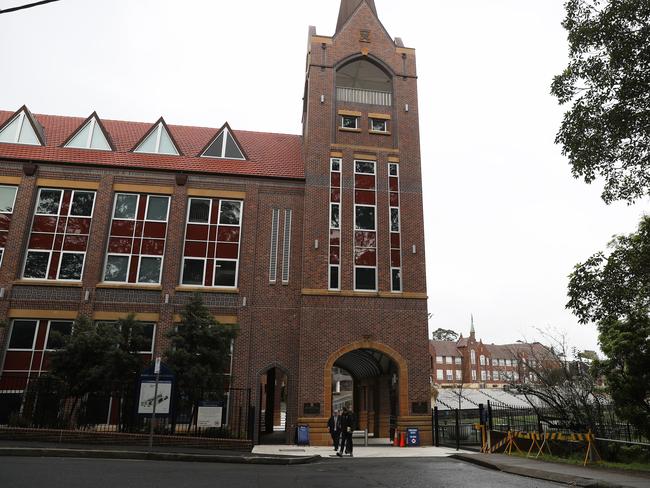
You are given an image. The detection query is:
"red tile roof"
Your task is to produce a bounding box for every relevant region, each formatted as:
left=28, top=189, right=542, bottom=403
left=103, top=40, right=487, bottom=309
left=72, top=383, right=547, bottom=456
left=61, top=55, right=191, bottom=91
left=0, top=110, right=304, bottom=180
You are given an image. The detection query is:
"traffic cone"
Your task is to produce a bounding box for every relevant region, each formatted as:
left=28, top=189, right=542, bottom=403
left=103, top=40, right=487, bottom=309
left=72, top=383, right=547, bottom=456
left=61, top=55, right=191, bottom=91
left=393, top=429, right=399, bottom=446
left=400, top=431, right=406, bottom=447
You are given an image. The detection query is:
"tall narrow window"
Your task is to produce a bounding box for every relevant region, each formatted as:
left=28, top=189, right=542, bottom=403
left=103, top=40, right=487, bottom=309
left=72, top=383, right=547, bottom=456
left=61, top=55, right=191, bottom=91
left=0, top=185, right=18, bottom=268
left=23, top=188, right=95, bottom=281
left=329, top=158, right=342, bottom=290
left=282, top=209, right=292, bottom=283
left=388, top=163, right=402, bottom=292
left=181, top=198, right=242, bottom=288
left=354, top=160, right=376, bottom=291
left=103, top=193, right=170, bottom=284
left=269, top=208, right=279, bottom=283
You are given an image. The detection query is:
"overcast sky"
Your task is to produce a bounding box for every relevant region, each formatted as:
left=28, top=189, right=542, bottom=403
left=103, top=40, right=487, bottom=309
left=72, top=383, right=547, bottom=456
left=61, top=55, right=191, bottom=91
left=1, top=0, right=646, bottom=352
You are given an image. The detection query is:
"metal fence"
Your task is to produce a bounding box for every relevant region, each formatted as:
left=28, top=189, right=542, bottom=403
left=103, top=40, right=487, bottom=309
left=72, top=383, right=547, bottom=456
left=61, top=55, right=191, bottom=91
left=0, top=373, right=253, bottom=445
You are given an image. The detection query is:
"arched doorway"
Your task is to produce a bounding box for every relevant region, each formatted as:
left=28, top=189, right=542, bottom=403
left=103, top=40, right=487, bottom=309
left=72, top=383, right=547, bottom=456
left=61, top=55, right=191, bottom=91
left=325, top=342, right=409, bottom=442
left=258, top=365, right=288, bottom=444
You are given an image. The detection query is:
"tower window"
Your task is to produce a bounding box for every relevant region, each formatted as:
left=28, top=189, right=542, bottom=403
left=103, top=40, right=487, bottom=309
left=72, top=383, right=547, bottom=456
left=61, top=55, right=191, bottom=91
left=341, top=116, right=358, bottom=129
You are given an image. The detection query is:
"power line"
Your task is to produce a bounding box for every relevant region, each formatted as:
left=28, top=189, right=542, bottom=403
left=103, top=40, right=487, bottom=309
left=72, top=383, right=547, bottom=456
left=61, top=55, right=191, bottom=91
left=0, top=0, right=60, bottom=15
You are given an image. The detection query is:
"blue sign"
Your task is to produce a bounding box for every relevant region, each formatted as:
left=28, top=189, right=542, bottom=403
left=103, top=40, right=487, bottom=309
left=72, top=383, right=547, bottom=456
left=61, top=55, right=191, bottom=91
left=406, top=427, right=420, bottom=447
left=297, top=424, right=310, bottom=446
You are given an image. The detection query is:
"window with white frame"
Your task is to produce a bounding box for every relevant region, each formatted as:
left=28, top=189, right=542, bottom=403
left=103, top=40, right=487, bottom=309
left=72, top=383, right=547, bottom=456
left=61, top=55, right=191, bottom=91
left=0, top=110, right=41, bottom=146
left=95, top=321, right=156, bottom=355
left=481, top=370, right=487, bottom=381
left=103, top=193, right=170, bottom=284
left=455, top=357, right=462, bottom=365
left=23, top=188, right=95, bottom=281
left=133, top=121, right=179, bottom=155
left=0, top=185, right=18, bottom=268
left=269, top=208, right=280, bottom=283
left=201, top=126, right=245, bottom=160
left=354, top=160, right=377, bottom=291
left=470, top=350, right=476, bottom=364
left=455, top=370, right=462, bottom=381
left=181, top=198, right=242, bottom=288
left=480, top=355, right=485, bottom=366
left=436, top=370, right=443, bottom=381
left=281, top=209, right=292, bottom=283
left=64, top=115, right=111, bottom=151
left=471, top=370, right=477, bottom=381
left=446, top=370, right=453, bottom=381
left=445, top=356, right=452, bottom=364
left=492, top=358, right=498, bottom=366
left=341, top=115, right=358, bottom=129
left=436, top=356, right=443, bottom=364
left=329, top=158, right=342, bottom=290
left=370, top=118, right=388, bottom=132
left=388, top=163, right=402, bottom=292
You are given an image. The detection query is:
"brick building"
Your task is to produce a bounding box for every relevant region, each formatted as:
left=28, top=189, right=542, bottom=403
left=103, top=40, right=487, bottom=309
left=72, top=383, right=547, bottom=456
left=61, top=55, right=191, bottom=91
left=0, top=0, right=431, bottom=444
left=430, top=321, right=552, bottom=389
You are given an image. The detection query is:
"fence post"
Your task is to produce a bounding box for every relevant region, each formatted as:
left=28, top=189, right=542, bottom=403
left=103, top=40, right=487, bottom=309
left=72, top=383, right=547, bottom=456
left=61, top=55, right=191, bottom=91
left=487, top=400, right=493, bottom=431
left=455, top=408, right=460, bottom=451
left=433, top=407, right=439, bottom=447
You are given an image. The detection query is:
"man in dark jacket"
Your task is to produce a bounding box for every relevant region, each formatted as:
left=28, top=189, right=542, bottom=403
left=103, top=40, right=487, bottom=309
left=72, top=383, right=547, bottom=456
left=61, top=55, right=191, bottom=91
left=327, top=409, right=341, bottom=450
left=337, top=407, right=355, bottom=457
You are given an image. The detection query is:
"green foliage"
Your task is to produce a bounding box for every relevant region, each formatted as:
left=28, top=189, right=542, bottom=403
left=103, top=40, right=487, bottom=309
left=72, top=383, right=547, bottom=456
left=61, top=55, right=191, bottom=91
left=431, top=328, right=459, bottom=341
left=567, top=216, right=650, bottom=439
left=551, top=0, right=650, bottom=203
left=164, top=294, right=238, bottom=401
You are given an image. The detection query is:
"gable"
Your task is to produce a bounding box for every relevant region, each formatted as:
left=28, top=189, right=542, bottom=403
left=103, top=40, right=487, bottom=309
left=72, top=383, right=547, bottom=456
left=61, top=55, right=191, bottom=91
left=0, top=107, right=43, bottom=146
left=133, top=119, right=180, bottom=155
left=64, top=113, right=111, bottom=151
left=200, top=124, right=246, bottom=160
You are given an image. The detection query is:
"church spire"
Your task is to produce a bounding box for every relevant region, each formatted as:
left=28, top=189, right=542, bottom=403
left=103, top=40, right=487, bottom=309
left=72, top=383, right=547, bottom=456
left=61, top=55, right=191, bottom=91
left=336, top=0, right=378, bottom=34
left=470, top=314, right=476, bottom=338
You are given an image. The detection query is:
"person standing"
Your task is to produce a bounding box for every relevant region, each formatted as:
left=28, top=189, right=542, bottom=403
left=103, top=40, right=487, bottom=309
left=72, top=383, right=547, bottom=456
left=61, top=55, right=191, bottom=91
left=337, top=407, right=354, bottom=457
left=327, top=409, right=341, bottom=451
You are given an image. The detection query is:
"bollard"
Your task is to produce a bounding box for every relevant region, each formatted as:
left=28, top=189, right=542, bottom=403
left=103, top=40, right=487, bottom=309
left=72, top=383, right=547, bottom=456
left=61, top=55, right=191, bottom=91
left=394, top=429, right=399, bottom=446
left=400, top=431, right=406, bottom=448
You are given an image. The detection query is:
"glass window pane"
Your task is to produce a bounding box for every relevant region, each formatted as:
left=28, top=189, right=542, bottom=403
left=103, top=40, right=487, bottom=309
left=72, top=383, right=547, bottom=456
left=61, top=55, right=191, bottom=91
left=146, top=196, right=169, bottom=221
left=0, top=186, right=17, bottom=212
left=203, top=132, right=224, bottom=157
left=331, top=159, right=340, bottom=172
left=330, top=203, right=340, bottom=229
left=23, top=251, right=49, bottom=278
left=355, top=267, right=376, bottom=291
left=391, top=268, right=401, bottom=291
left=182, top=259, right=204, bottom=285
left=371, top=119, right=387, bottom=132
left=189, top=199, right=210, bottom=223
left=139, top=323, right=155, bottom=352
left=138, top=256, right=162, bottom=283
left=0, top=114, right=21, bottom=143
left=355, top=206, right=375, bottom=230
left=329, top=265, right=339, bottom=290
left=158, top=126, right=178, bottom=155
left=224, top=133, right=244, bottom=159
left=66, top=121, right=92, bottom=148
left=36, top=189, right=62, bottom=215
left=58, top=253, right=84, bottom=280
left=0, top=249, right=3, bottom=266
left=70, top=191, right=95, bottom=216
left=214, top=260, right=236, bottom=287
left=390, top=208, right=400, bottom=232
left=355, top=161, right=375, bottom=174
left=104, top=255, right=129, bottom=282
left=219, top=201, right=241, bottom=225
left=46, top=321, right=73, bottom=349
left=18, top=116, right=39, bottom=145
left=90, top=123, right=111, bottom=150
left=389, top=164, right=398, bottom=176
left=114, top=194, right=138, bottom=219
left=342, top=116, right=357, bottom=129
left=9, top=320, right=37, bottom=349
left=135, top=128, right=158, bottom=153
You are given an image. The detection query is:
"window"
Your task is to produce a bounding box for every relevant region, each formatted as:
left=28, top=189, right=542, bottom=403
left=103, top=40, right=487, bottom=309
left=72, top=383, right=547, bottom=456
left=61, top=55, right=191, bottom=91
left=64, top=116, right=111, bottom=151
left=492, top=358, right=498, bottom=366
left=370, top=118, right=388, bottom=132
left=445, top=356, right=452, bottom=365
left=8, top=320, right=37, bottom=350
left=446, top=370, right=453, bottom=381
left=96, top=321, right=156, bottom=355
left=341, top=115, right=358, bottom=129
left=455, top=357, right=462, bottom=365
left=329, top=158, right=341, bottom=290
left=354, top=160, right=377, bottom=291
left=471, top=370, right=477, bottom=381
left=0, top=185, right=17, bottom=213
left=269, top=208, right=279, bottom=283
left=201, top=126, right=245, bottom=160
left=455, top=370, right=462, bottom=381
left=390, top=208, right=400, bottom=232
left=103, top=193, right=169, bottom=285
left=134, top=121, right=179, bottom=155
left=480, top=355, right=485, bottom=366
left=471, top=350, right=476, bottom=364
left=436, top=370, right=443, bottom=381
left=436, top=356, right=443, bottom=364
left=0, top=110, right=41, bottom=145
left=388, top=163, right=402, bottom=292
left=23, top=188, right=95, bottom=281
left=45, top=321, right=73, bottom=350
left=281, top=209, right=292, bottom=283
left=336, top=59, right=393, bottom=106
left=499, top=359, right=505, bottom=366
left=391, top=268, right=401, bottom=292
left=181, top=198, right=242, bottom=288
left=481, top=370, right=487, bottom=381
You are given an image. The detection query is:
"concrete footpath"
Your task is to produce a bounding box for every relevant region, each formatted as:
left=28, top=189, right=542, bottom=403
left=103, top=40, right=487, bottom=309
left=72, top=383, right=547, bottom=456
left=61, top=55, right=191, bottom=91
left=452, top=452, right=650, bottom=488
left=0, top=440, right=318, bottom=465
left=252, top=444, right=471, bottom=458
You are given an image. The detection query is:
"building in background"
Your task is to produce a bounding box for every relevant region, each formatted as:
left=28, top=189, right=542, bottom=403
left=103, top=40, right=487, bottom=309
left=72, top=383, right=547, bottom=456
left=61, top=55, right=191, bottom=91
left=0, top=0, right=430, bottom=444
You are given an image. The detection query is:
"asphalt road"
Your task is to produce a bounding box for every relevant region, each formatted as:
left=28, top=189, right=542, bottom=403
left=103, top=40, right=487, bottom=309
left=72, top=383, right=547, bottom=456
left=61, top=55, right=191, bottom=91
left=0, top=456, right=562, bottom=487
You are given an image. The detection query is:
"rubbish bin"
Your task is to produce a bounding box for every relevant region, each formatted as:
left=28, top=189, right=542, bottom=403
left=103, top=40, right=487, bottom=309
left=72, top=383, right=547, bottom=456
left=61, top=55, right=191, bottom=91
left=406, top=427, right=420, bottom=447
left=297, top=424, right=310, bottom=446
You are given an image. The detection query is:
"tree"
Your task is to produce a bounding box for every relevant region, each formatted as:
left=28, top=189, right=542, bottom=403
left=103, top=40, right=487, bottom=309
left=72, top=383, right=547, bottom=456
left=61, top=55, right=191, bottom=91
left=164, top=294, right=238, bottom=422
left=567, top=216, right=650, bottom=438
left=431, top=328, right=459, bottom=341
left=551, top=0, right=650, bottom=203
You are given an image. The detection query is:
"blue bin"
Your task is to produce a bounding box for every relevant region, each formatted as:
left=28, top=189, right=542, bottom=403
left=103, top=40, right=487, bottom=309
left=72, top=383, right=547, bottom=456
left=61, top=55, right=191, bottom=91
left=406, top=428, right=420, bottom=447
left=297, top=424, right=310, bottom=446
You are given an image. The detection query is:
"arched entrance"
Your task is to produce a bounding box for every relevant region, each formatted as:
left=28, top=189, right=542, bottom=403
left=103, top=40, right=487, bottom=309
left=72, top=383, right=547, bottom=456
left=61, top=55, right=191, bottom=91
left=258, top=365, right=289, bottom=444
left=325, top=342, right=409, bottom=441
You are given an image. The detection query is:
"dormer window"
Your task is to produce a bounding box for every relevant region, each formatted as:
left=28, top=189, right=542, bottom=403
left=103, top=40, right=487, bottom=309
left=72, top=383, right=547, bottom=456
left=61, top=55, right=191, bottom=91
left=134, top=121, right=179, bottom=155
left=201, top=125, right=245, bottom=160
left=0, top=109, right=42, bottom=146
left=64, top=115, right=111, bottom=151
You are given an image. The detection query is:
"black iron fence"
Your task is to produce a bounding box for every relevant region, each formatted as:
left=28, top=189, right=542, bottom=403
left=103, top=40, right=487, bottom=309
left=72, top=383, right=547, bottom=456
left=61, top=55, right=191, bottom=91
left=0, top=373, right=253, bottom=446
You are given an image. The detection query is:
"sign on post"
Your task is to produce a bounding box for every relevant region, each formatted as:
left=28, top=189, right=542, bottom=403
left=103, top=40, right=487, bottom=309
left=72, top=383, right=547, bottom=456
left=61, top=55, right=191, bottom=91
left=197, top=401, right=224, bottom=429
left=138, top=381, right=172, bottom=415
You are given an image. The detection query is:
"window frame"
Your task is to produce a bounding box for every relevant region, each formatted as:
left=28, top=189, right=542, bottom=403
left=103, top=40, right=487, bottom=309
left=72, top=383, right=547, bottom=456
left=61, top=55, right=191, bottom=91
left=181, top=256, right=207, bottom=286
left=369, top=118, right=388, bottom=133
left=135, top=254, right=164, bottom=284
left=112, top=193, right=140, bottom=220
left=0, top=185, right=18, bottom=214
left=55, top=250, right=87, bottom=281
left=103, top=253, right=132, bottom=283
left=22, top=250, right=53, bottom=280
left=43, top=319, right=74, bottom=351
left=341, top=115, right=358, bottom=130
left=144, top=194, right=171, bottom=222
left=34, top=188, right=63, bottom=216
left=7, top=319, right=39, bottom=351
left=213, top=258, right=239, bottom=288
left=354, top=265, right=377, bottom=292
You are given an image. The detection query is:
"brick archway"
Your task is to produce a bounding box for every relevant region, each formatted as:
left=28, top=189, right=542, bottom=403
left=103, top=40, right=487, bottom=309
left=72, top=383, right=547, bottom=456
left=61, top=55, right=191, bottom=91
left=323, top=340, right=409, bottom=417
